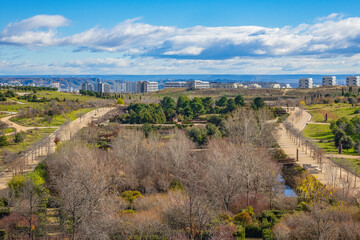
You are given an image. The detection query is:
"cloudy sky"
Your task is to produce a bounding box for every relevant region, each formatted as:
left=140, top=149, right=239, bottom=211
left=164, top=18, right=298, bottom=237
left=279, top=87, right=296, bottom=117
left=1, top=0, right=360, bottom=75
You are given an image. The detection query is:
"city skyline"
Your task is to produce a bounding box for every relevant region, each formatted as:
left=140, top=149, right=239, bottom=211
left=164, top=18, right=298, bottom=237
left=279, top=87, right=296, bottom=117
left=2, top=0, right=360, bottom=75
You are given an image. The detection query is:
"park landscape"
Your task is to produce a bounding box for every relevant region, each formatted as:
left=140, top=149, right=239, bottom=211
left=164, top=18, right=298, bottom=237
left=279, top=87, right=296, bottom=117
left=0, top=86, right=357, bottom=239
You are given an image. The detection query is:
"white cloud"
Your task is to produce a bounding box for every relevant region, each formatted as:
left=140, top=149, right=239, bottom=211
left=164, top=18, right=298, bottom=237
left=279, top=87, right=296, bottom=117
left=3, top=13, right=360, bottom=60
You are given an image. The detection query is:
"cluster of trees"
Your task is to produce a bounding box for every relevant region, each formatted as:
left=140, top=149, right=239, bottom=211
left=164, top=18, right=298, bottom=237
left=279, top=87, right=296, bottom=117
left=330, top=117, right=360, bottom=152
left=17, top=94, right=48, bottom=102
left=120, top=103, right=166, bottom=124
left=0, top=90, right=16, bottom=102
left=0, top=86, right=57, bottom=92
left=79, top=89, right=123, bottom=100
left=118, top=94, right=264, bottom=125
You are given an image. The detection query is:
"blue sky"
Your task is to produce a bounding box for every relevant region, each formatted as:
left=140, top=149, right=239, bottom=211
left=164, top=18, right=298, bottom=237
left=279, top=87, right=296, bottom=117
left=1, top=0, right=360, bottom=74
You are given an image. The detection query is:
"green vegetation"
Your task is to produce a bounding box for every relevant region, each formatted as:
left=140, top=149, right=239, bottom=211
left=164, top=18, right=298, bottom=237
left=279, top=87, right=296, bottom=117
left=11, top=108, right=93, bottom=127
left=306, top=103, right=360, bottom=122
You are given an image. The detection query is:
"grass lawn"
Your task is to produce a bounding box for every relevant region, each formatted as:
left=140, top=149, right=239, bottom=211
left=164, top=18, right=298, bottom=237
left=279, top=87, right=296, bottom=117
left=306, top=103, right=360, bottom=122
left=10, top=108, right=94, bottom=127
left=302, top=124, right=358, bottom=156
left=35, top=91, right=99, bottom=101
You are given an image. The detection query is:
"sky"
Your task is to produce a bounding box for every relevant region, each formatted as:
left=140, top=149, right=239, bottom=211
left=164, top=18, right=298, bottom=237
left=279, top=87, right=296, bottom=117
left=1, top=0, right=360, bottom=75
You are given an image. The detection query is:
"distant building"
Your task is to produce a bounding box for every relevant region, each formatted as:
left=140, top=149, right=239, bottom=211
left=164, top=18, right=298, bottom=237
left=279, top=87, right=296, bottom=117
left=94, top=81, right=110, bottom=93
left=50, top=82, right=60, bottom=91
left=137, top=81, right=158, bottom=93
left=284, top=84, right=292, bottom=88
left=103, top=83, right=111, bottom=93
left=248, top=83, right=262, bottom=89
left=346, top=76, right=360, bottom=86
left=210, top=82, right=239, bottom=89
left=164, top=81, right=187, bottom=88
left=322, top=76, right=336, bottom=86
left=186, top=80, right=210, bottom=89
left=125, top=82, right=138, bottom=93
left=270, top=84, right=281, bottom=89
left=299, top=78, right=313, bottom=88
left=114, top=82, right=126, bottom=93
left=81, top=81, right=94, bottom=91
left=145, top=81, right=158, bottom=92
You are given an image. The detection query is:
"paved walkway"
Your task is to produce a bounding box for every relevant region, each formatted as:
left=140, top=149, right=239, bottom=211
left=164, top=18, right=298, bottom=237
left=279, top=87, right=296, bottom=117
left=278, top=108, right=360, bottom=192
left=0, top=107, right=114, bottom=195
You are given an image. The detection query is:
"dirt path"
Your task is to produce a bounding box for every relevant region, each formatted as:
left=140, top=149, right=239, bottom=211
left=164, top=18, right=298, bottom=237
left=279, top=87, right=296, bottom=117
left=0, top=114, right=34, bottom=132
left=278, top=108, right=360, bottom=192
left=0, top=107, right=114, bottom=195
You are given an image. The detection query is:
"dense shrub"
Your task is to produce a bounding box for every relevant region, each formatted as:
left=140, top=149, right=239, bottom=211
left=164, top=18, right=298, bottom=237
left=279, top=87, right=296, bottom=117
left=0, top=136, right=9, bottom=147
left=233, top=211, right=252, bottom=226
left=234, top=225, right=245, bottom=240
left=262, top=228, right=274, bottom=240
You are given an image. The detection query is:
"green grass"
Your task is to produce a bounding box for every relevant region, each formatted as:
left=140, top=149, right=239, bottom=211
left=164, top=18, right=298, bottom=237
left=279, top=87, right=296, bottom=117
left=4, top=128, right=54, bottom=152
left=306, top=103, right=360, bottom=122
left=10, top=108, right=94, bottom=127
left=35, top=91, right=99, bottom=101
left=302, top=124, right=358, bottom=156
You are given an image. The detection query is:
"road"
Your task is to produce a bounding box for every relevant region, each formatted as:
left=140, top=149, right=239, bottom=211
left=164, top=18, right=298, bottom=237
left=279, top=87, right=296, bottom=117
left=0, top=107, right=114, bottom=195
left=278, top=107, right=360, bottom=192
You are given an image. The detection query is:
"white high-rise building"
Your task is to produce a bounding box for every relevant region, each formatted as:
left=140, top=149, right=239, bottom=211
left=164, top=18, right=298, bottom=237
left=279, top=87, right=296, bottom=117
left=346, top=76, right=360, bottom=86
left=103, top=83, right=111, bottom=93
left=322, top=76, right=336, bottom=86
left=50, top=82, right=60, bottom=91
left=299, top=78, right=313, bottom=88
left=81, top=81, right=94, bottom=91
left=125, top=82, right=138, bottom=93
left=114, top=83, right=126, bottom=93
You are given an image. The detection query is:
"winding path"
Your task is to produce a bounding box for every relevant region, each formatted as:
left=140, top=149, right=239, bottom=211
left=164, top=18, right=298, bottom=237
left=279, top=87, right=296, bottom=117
left=278, top=108, right=360, bottom=192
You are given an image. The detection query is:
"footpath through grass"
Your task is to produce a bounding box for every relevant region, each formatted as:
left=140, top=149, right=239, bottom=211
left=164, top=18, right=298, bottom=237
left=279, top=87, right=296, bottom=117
left=302, top=124, right=358, bottom=156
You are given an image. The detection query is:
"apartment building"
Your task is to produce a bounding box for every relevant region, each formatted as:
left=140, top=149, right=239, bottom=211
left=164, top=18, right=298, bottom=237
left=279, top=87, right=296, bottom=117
left=322, top=76, right=336, bottom=86
left=346, top=76, right=360, bottom=86
left=299, top=78, right=313, bottom=88
left=81, top=81, right=94, bottom=91
left=164, top=81, right=187, bottom=88
left=186, top=80, right=210, bottom=89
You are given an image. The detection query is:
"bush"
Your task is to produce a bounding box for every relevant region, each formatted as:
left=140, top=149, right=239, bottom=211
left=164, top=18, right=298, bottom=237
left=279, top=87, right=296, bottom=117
left=0, top=136, right=8, bottom=147
left=117, top=98, right=125, bottom=105
left=295, top=201, right=309, bottom=211
left=354, top=109, right=360, bottom=114
left=334, top=99, right=340, bottom=103
left=245, top=224, right=262, bottom=238
left=233, top=211, right=252, bottom=226
left=234, top=225, right=245, bottom=240
left=218, top=213, right=232, bottom=222
left=14, top=132, right=24, bottom=143
left=262, top=228, right=274, bottom=240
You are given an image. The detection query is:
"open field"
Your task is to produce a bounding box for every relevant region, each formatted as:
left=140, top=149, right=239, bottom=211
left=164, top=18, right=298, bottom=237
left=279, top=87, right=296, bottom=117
left=10, top=108, right=94, bottom=127
left=306, top=103, right=360, bottom=122
left=302, top=123, right=358, bottom=155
